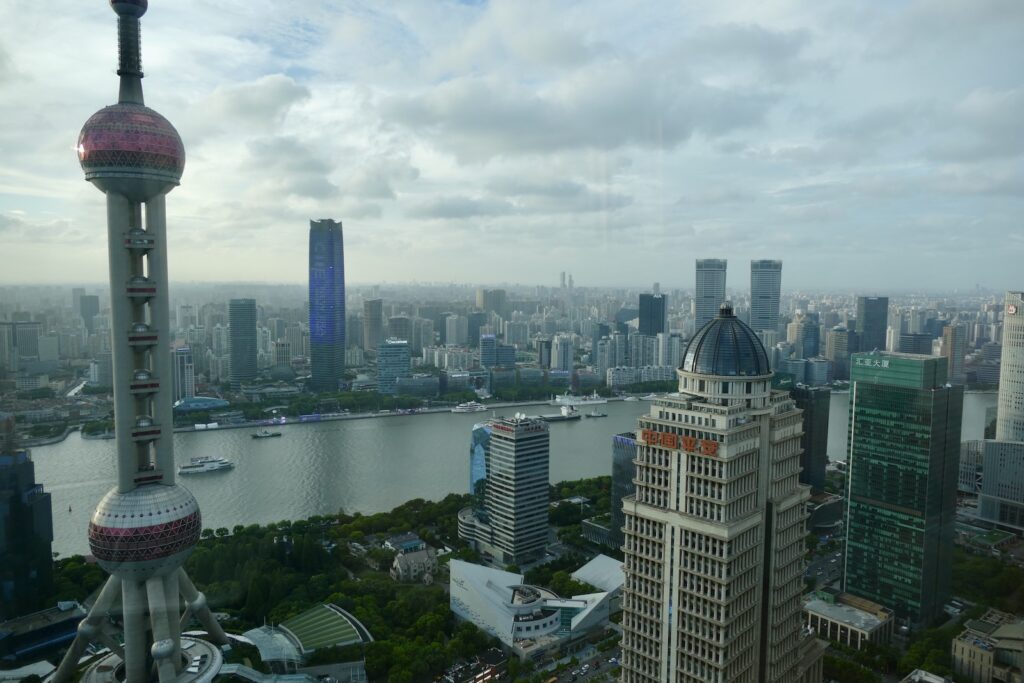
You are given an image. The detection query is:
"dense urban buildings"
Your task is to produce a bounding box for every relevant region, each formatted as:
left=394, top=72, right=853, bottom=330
left=856, top=296, right=889, bottom=353
left=228, top=298, right=258, bottom=389
left=458, top=416, right=550, bottom=566
left=54, top=3, right=229, bottom=679
left=308, top=218, right=345, bottom=392
left=996, top=291, right=1024, bottom=441
left=620, top=303, right=823, bottom=683
left=844, top=352, right=962, bottom=627
left=750, top=259, right=782, bottom=333
left=694, top=258, right=727, bottom=331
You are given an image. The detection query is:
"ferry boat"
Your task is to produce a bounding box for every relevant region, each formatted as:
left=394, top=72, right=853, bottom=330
left=584, top=410, right=608, bottom=418
left=452, top=401, right=487, bottom=413
left=251, top=429, right=282, bottom=439
left=177, top=457, right=234, bottom=475
left=550, top=391, right=607, bottom=407
left=640, top=393, right=660, bottom=401
left=623, top=396, right=639, bottom=402
left=538, top=405, right=581, bottom=422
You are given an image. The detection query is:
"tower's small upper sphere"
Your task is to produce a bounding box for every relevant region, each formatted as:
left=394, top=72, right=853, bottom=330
left=110, top=0, right=147, bottom=18
left=77, top=103, right=184, bottom=201
left=88, top=484, right=201, bottom=580
left=681, top=302, right=771, bottom=376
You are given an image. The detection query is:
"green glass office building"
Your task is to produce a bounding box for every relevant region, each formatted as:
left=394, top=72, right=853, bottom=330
left=844, top=352, right=962, bottom=627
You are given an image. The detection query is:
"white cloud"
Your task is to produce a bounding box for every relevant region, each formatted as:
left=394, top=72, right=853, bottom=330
left=0, top=0, right=1020, bottom=289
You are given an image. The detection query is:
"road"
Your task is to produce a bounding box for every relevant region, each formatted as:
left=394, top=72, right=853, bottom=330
left=805, top=548, right=844, bottom=589
left=550, top=647, right=621, bottom=683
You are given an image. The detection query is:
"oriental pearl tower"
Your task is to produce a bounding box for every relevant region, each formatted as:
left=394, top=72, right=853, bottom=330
left=53, top=2, right=228, bottom=682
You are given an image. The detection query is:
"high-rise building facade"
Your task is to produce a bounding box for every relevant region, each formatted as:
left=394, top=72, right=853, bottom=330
left=0, top=438, right=53, bottom=620
left=856, top=296, right=889, bottom=353
left=458, top=416, right=550, bottom=566
left=694, top=259, right=727, bottom=330
left=942, top=324, right=966, bottom=384
left=445, top=314, right=469, bottom=347
left=552, top=334, right=574, bottom=371
left=484, top=416, right=550, bottom=565
left=469, top=423, right=490, bottom=495
left=621, top=304, right=822, bottom=683
left=825, top=326, right=859, bottom=381
left=171, top=347, right=195, bottom=403
left=479, top=333, right=497, bottom=368
left=79, top=294, right=100, bottom=335
left=898, top=333, right=933, bottom=355
left=308, top=218, right=345, bottom=392
left=844, top=352, right=962, bottom=627
left=638, top=293, right=668, bottom=336
left=792, top=385, right=830, bottom=493
left=996, top=292, right=1024, bottom=441
left=750, top=259, right=782, bottom=332
left=377, top=338, right=411, bottom=395
left=55, top=4, right=228, bottom=679
left=362, top=298, right=384, bottom=351
left=610, top=432, right=636, bottom=551
left=228, top=298, right=257, bottom=389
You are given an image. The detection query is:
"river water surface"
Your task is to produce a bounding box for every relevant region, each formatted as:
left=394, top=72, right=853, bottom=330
left=34, top=392, right=996, bottom=557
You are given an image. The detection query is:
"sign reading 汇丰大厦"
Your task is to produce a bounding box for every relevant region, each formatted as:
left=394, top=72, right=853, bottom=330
left=853, top=357, right=890, bottom=368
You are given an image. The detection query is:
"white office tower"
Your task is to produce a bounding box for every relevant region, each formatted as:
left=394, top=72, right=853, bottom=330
left=620, top=303, right=824, bottom=683
left=996, top=292, right=1024, bottom=441
left=458, top=416, right=550, bottom=566
left=695, top=259, right=728, bottom=331
left=749, top=260, right=782, bottom=333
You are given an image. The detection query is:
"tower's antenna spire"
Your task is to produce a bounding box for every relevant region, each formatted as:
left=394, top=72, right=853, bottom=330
left=111, top=0, right=147, bottom=104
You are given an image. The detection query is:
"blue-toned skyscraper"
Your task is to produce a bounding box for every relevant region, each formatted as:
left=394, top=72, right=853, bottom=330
left=470, top=423, right=490, bottom=495
left=309, top=219, right=345, bottom=392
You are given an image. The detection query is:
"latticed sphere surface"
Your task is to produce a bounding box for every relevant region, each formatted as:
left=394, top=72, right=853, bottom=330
left=88, top=484, right=201, bottom=579
left=110, top=0, right=148, bottom=17
left=77, top=103, right=184, bottom=200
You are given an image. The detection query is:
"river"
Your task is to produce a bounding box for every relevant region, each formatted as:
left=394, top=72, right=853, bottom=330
left=33, top=392, right=997, bottom=557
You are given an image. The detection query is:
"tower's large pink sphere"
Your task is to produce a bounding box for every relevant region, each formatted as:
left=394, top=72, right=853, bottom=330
left=88, top=484, right=201, bottom=580
left=77, top=103, right=184, bottom=201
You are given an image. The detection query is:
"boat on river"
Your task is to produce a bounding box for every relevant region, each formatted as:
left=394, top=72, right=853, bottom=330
left=178, top=457, right=234, bottom=475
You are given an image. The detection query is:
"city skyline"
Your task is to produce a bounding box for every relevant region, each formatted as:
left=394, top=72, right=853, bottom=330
left=1, top=2, right=1022, bottom=289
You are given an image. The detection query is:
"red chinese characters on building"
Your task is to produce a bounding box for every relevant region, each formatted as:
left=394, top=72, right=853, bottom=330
left=641, top=429, right=719, bottom=457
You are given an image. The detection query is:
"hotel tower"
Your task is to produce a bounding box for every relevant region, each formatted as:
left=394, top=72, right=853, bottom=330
left=620, top=303, right=824, bottom=683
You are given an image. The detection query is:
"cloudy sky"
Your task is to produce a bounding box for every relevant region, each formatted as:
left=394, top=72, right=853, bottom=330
left=0, top=0, right=1021, bottom=290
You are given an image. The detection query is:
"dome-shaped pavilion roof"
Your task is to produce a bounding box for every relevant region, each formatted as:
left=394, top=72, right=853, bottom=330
left=681, top=302, right=771, bottom=377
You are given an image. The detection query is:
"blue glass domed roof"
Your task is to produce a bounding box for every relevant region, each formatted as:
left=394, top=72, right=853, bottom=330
left=681, top=303, right=770, bottom=376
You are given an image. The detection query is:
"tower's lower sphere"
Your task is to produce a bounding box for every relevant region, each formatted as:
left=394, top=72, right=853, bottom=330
left=88, top=484, right=201, bottom=580
left=77, top=102, right=184, bottom=201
